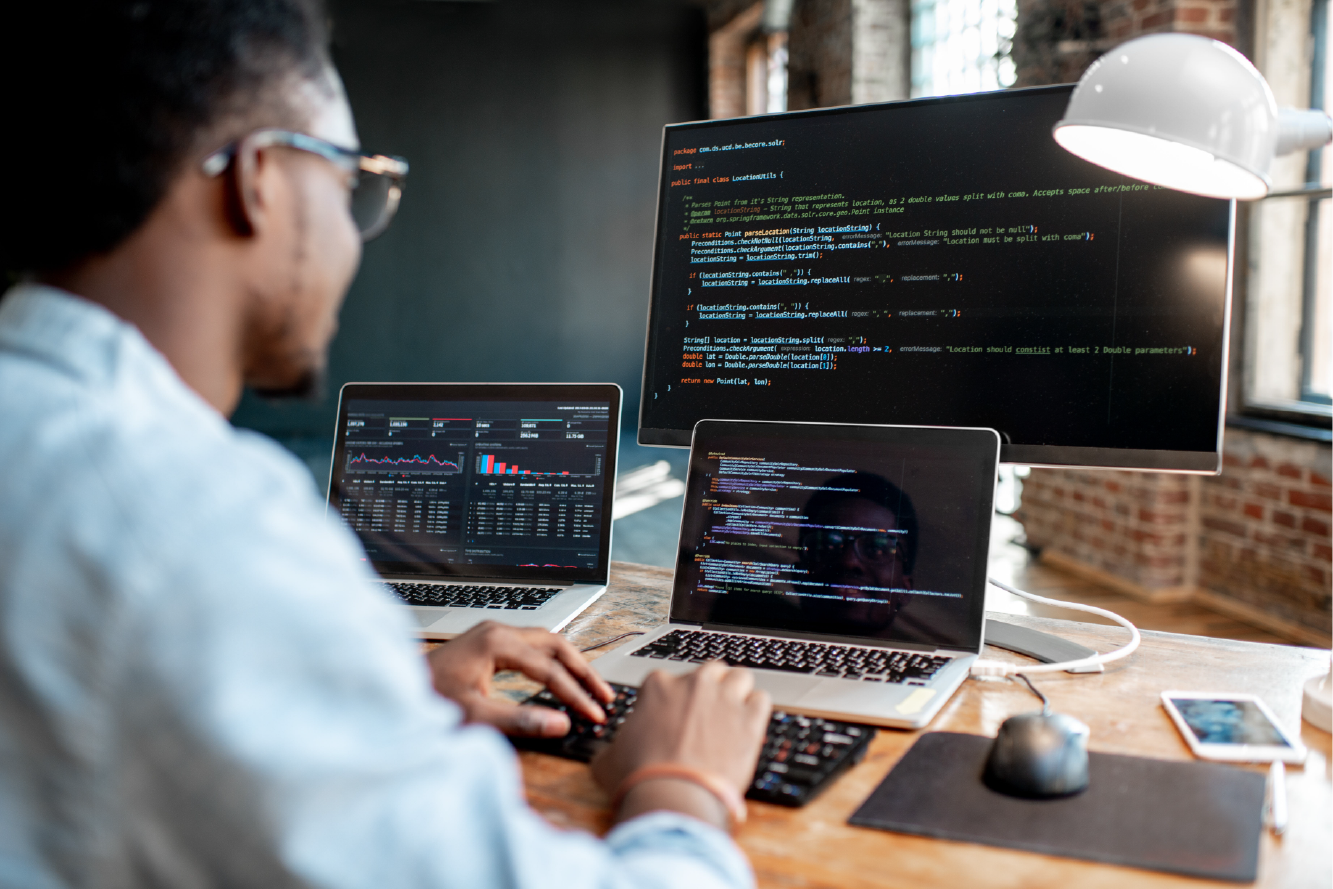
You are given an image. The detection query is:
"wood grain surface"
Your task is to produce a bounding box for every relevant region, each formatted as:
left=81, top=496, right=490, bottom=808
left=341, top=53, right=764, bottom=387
left=517, top=562, right=1333, bottom=889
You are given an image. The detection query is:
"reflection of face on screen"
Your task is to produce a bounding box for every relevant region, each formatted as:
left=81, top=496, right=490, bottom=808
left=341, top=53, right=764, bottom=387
left=672, top=432, right=990, bottom=649
left=797, top=473, right=917, bottom=632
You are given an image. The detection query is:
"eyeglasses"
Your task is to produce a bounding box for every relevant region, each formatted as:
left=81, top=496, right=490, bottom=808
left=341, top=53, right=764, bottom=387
left=201, top=129, right=409, bottom=241
left=804, top=530, right=903, bottom=564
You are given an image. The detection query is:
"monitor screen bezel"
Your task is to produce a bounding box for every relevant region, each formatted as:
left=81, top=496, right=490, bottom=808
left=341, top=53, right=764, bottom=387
left=636, top=85, right=1232, bottom=473
left=331, top=382, right=622, bottom=583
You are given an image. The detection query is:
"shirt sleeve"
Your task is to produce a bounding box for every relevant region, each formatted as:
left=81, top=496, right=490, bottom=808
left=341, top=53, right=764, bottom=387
left=108, top=433, right=754, bottom=889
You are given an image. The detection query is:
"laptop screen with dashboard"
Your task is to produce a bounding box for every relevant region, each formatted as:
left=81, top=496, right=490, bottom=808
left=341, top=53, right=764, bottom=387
left=672, top=420, right=998, bottom=651
left=329, top=383, right=621, bottom=583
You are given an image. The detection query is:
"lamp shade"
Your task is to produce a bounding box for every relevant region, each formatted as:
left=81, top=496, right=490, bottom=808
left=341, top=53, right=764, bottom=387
left=1053, top=34, right=1278, bottom=199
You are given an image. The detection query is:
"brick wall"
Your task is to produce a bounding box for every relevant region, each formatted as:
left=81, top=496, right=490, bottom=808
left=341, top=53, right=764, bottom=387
left=1013, top=0, right=1237, bottom=87
left=1100, top=0, right=1236, bottom=43
left=1018, top=470, right=1197, bottom=593
left=1017, top=427, right=1332, bottom=643
left=1198, top=428, right=1332, bottom=636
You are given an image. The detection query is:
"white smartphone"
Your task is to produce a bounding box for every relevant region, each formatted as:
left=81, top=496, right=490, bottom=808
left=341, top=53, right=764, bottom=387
left=1161, top=691, right=1307, bottom=764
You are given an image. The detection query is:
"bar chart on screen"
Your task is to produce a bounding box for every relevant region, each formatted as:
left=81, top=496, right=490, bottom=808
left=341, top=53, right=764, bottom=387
left=475, top=453, right=594, bottom=477
left=474, top=447, right=603, bottom=478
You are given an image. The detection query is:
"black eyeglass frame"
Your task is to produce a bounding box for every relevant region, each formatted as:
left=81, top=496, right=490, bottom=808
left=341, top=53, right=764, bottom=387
left=201, top=128, right=409, bottom=241
left=801, top=529, right=906, bottom=564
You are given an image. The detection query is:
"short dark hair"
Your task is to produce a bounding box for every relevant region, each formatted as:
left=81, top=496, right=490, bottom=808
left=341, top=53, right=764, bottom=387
left=802, top=472, right=920, bottom=574
left=1, top=0, right=331, bottom=275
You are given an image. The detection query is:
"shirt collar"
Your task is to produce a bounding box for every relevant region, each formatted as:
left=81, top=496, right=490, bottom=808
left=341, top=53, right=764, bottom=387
left=0, top=283, right=184, bottom=395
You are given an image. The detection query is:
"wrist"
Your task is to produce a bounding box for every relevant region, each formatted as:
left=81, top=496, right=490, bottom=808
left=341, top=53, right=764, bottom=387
left=617, top=777, right=731, bottom=831
left=612, top=763, right=747, bottom=832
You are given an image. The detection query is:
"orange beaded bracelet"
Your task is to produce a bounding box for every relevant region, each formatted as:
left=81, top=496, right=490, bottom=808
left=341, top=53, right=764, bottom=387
left=612, top=763, right=748, bottom=829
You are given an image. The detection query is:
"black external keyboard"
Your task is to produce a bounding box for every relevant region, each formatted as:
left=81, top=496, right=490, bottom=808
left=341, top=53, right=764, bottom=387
left=629, top=629, right=951, bottom=684
left=383, top=582, right=560, bottom=610
left=512, top=683, right=876, bottom=807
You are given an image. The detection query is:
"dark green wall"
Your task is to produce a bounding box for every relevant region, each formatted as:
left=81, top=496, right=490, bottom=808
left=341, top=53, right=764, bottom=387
left=232, top=0, right=706, bottom=439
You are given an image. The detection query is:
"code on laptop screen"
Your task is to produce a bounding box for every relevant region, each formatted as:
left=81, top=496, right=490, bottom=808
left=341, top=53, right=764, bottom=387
left=329, top=389, right=617, bottom=581
left=672, top=422, right=995, bottom=650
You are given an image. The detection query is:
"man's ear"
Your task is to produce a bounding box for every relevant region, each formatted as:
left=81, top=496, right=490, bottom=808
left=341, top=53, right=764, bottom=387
left=222, top=135, right=271, bottom=238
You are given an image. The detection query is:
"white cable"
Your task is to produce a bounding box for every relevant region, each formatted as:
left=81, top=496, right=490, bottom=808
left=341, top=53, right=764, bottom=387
left=970, top=577, right=1142, bottom=677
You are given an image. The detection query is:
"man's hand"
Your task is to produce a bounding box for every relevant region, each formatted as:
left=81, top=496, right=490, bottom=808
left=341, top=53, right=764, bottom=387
left=426, top=622, right=614, bottom=738
left=591, top=662, right=771, bottom=829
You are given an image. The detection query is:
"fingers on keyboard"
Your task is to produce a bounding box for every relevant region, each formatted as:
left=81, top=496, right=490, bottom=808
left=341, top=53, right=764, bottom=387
left=513, top=683, right=875, bottom=807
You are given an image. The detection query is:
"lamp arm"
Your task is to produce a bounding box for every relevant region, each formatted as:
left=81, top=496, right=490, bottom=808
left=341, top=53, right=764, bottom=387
left=1263, top=183, right=1333, bottom=199
left=1276, top=108, right=1333, bottom=156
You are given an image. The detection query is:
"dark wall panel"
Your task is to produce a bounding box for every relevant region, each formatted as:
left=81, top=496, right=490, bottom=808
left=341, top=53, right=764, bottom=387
left=232, top=0, right=706, bottom=438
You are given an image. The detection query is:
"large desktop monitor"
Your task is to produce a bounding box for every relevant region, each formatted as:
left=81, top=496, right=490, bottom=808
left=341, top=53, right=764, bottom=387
left=637, top=85, right=1234, bottom=471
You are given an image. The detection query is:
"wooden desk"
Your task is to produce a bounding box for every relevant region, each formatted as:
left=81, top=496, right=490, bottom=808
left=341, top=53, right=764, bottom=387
left=516, top=563, right=1332, bottom=889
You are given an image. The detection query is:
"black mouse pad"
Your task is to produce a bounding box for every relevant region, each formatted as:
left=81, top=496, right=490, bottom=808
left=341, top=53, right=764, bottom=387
left=849, top=731, right=1265, bottom=882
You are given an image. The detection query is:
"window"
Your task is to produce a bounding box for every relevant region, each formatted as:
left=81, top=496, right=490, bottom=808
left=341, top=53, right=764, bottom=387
left=1300, top=0, right=1331, bottom=405
left=1243, top=0, right=1331, bottom=421
left=910, top=0, right=1017, bottom=98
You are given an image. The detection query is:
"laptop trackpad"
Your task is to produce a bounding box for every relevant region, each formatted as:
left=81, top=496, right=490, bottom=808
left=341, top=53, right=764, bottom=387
left=749, top=671, right=824, bottom=703
left=796, top=681, right=909, bottom=713
left=410, top=608, right=450, bottom=628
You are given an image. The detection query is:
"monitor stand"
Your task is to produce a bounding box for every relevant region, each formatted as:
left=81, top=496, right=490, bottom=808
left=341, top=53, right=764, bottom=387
left=983, top=619, right=1103, bottom=673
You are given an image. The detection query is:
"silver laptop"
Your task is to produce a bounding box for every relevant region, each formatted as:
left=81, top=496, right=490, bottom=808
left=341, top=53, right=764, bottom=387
left=595, top=419, right=998, bottom=729
left=328, top=383, right=621, bottom=640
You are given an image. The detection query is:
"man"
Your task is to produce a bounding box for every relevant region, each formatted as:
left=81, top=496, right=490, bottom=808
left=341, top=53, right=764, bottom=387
left=0, top=2, right=769, bottom=886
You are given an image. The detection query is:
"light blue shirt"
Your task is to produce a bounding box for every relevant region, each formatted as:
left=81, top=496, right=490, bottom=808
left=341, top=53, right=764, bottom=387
left=0, top=284, right=752, bottom=889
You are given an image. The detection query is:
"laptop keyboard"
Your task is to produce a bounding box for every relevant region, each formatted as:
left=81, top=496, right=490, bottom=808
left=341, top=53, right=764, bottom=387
left=383, top=582, right=561, bottom=610
left=629, top=629, right=951, bottom=684
left=513, top=683, right=876, bottom=806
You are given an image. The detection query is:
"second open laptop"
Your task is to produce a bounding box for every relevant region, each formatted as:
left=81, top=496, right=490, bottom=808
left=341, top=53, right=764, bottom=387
left=594, top=419, right=999, bottom=729
left=328, top=383, right=621, bottom=640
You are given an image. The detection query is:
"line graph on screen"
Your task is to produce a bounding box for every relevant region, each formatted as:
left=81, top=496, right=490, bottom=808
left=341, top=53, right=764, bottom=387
left=346, top=451, right=463, bottom=474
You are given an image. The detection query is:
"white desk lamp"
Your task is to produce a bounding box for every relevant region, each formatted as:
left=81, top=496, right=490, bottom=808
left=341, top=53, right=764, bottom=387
left=1052, top=33, right=1332, bottom=200
left=1306, top=671, right=1332, bottom=732
left=1052, top=33, right=1333, bottom=732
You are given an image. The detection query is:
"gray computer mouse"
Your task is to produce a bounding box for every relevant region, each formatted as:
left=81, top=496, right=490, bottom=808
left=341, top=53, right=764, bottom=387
left=982, top=712, right=1091, bottom=799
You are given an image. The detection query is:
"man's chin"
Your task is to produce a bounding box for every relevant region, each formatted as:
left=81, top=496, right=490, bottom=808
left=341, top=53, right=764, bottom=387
left=249, top=364, right=328, bottom=403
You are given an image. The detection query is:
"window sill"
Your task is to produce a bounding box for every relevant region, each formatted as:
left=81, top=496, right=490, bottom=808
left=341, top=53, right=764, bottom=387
left=1226, top=413, right=1333, bottom=443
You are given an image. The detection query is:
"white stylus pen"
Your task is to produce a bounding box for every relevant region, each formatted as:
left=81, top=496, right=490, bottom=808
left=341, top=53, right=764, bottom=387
left=1267, top=760, right=1288, bottom=837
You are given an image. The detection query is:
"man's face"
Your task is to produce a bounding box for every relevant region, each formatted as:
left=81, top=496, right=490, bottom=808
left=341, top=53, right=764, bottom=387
left=243, top=74, right=363, bottom=398
left=801, top=497, right=912, bottom=628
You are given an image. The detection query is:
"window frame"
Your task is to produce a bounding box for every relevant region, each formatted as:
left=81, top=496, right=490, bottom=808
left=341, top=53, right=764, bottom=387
left=1297, top=0, right=1330, bottom=407
left=1230, top=0, right=1332, bottom=441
